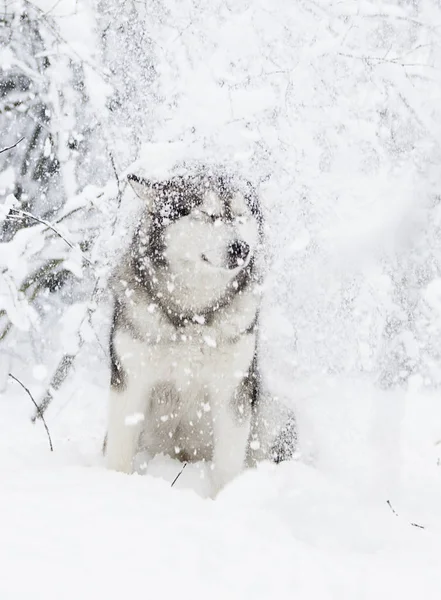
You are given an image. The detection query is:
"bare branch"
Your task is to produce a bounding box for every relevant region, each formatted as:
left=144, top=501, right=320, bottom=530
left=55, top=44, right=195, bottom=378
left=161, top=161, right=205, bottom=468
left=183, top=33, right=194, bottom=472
left=337, top=52, right=435, bottom=69
left=8, top=208, right=93, bottom=266
left=8, top=373, right=54, bottom=451
left=0, top=137, right=25, bottom=154
left=109, top=151, right=125, bottom=235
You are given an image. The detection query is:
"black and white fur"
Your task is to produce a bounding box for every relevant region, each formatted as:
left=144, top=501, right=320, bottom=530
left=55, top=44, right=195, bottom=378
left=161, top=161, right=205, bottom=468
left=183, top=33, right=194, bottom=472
left=105, top=164, right=295, bottom=494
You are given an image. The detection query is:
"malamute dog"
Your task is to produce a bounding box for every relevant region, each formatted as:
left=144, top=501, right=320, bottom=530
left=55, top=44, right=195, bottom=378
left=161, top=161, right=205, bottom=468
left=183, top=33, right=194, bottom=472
left=105, top=163, right=294, bottom=494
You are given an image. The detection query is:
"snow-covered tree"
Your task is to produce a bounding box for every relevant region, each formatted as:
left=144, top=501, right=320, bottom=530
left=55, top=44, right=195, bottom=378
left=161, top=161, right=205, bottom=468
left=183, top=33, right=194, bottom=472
left=0, top=0, right=113, bottom=398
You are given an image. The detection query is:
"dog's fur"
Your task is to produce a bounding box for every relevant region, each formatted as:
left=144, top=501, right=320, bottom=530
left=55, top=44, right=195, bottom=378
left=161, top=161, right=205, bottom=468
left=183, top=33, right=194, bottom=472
left=105, top=163, right=295, bottom=494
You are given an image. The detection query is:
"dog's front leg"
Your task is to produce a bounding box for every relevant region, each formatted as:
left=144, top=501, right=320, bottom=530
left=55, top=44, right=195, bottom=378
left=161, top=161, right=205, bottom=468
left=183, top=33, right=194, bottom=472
left=106, top=384, right=147, bottom=474
left=210, top=394, right=252, bottom=496
left=105, top=330, right=153, bottom=474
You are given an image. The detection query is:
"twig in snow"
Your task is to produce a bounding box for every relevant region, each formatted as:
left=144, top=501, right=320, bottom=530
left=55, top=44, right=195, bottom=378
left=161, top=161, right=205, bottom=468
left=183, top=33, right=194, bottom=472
left=386, top=500, right=425, bottom=529
left=386, top=499, right=398, bottom=516
left=171, top=462, right=187, bottom=487
left=8, top=373, right=54, bottom=451
left=8, top=208, right=93, bottom=266
left=0, top=137, right=25, bottom=154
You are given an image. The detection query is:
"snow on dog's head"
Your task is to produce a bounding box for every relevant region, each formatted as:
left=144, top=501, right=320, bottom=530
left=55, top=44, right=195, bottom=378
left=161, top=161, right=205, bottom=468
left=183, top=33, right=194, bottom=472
left=127, top=164, right=263, bottom=313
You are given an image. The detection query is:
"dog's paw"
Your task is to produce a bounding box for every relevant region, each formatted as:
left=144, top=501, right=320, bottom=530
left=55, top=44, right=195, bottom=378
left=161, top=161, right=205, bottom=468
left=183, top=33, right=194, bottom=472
left=208, top=466, right=240, bottom=499
left=106, top=453, right=134, bottom=474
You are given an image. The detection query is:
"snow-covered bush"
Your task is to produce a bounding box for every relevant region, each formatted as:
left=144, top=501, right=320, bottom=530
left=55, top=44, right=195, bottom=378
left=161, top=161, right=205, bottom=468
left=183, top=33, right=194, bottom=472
left=0, top=0, right=114, bottom=395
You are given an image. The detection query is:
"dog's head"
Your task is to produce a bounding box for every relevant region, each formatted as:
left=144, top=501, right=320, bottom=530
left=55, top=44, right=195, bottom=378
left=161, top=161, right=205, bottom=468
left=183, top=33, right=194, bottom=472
left=128, top=166, right=263, bottom=312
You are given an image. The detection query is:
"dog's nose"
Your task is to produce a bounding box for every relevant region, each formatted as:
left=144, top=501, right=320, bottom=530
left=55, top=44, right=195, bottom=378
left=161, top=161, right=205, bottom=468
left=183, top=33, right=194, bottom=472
left=227, top=240, right=250, bottom=269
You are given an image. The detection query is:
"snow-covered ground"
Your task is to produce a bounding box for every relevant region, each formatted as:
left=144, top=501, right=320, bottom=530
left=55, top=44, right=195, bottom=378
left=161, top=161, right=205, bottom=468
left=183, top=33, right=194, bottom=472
left=1, top=374, right=441, bottom=600
left=2, top=1, right=441, bottom=598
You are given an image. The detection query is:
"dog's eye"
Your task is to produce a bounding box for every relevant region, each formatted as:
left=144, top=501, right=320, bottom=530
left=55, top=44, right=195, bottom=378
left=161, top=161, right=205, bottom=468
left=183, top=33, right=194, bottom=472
left=204, top=212, right=222, bottom=223
left=194, top=210, right=219, bottom=223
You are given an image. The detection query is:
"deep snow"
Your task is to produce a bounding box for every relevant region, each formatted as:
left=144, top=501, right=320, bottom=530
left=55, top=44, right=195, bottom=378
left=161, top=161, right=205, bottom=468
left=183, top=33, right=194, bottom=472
left=1, top=375, right=441, bottom=600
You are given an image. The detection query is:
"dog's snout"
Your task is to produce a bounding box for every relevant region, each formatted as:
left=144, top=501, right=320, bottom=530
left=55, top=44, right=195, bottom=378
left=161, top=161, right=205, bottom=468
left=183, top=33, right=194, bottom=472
left=227, top=240, right=250, bottom=269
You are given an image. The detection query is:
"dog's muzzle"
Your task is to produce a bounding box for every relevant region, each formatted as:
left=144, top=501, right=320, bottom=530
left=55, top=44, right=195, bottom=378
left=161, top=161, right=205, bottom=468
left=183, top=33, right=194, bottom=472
left=227, top=240, right=250, bottom=269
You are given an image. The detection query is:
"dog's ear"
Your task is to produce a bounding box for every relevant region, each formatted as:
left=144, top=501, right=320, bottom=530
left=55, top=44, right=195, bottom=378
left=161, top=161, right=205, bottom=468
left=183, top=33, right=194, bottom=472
left=127, top=174, right=155, bottom=209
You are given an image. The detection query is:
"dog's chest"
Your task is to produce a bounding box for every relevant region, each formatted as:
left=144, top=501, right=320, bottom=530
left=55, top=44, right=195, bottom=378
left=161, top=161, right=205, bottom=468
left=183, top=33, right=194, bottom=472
left=117, top=293, right=258, bottom=393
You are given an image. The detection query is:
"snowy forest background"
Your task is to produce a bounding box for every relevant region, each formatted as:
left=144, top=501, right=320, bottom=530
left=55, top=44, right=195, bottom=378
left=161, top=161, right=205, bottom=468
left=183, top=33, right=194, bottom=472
left=3, top=0, right=441, bottom=447
left=1, top=2, right=441, bottom=597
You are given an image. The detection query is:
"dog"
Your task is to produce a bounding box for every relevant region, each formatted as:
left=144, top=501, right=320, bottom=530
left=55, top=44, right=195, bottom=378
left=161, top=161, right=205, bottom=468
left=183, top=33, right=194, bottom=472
left=105, top=163, right=295, bottom=494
